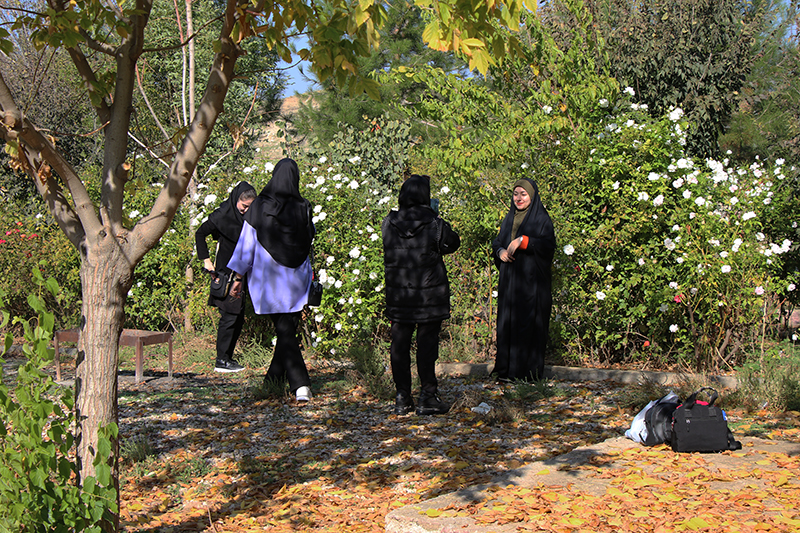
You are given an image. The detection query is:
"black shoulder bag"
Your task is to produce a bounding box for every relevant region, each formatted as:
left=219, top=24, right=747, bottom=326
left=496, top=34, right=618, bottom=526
left=206, top=269, right=232, bottom=299
left=307, top=245, right=323, bottom=308
left=671, top=387, right=742, bottom=453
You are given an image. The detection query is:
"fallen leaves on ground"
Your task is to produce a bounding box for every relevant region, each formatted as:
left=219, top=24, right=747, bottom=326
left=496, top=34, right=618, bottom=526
left=117, top=361, right=800, bottom=532
left=436, top=444, right=800, bottom=532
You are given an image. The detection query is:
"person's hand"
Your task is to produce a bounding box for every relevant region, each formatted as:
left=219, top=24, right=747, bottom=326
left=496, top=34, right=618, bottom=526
left=203, top=258, right=215, bottom=272
left=499, top=249, right=514, bottom=263
left=507, top=236, right=523, bottom=256
left=230, top=279, right=243, bottom=298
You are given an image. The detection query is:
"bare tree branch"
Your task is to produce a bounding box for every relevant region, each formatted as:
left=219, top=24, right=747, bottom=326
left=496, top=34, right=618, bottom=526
left=131, top=0, right=242, bottom=263
left=78, top=28, right=117, bottom=56
left=0, top=70, right=99, bottom=245
left=45, top=0, right=113, bottom=122
left=128, top=130, right=170, bottom=168
left=99, top=0, right=152, bottom=241
left=141, top=15, right=223, bottom=54
left=135, top=65, right=173, bottom=143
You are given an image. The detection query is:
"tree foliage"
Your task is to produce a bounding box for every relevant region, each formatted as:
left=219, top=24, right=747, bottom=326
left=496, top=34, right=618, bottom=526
left=293, top=1, right=466, bottom=146
left=721, top=1, right=800, bottom=163
left=383, top=0, right=799, bottom=369
left=133, top=0, right=284, bottom=177
left=570, top=0, right=768, bottom=159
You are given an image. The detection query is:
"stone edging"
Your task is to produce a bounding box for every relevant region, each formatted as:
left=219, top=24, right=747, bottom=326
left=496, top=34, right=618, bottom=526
left=436, top=362, right=738, bottom=389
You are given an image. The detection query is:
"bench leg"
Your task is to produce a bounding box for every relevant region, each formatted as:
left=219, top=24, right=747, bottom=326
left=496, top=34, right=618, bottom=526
left=168, top=336, right=173, bottom=378
left=135, top=339, right=144, bottom=384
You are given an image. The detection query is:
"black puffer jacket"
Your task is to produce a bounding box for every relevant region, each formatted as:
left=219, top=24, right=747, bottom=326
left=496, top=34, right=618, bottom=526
left=381, top=177, right=460, bottom=323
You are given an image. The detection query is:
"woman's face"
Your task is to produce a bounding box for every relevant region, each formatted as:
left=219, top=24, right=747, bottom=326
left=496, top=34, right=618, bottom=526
left=236, top=197, right=254, bottom=214
left=513, top=187, right=531, bottom=211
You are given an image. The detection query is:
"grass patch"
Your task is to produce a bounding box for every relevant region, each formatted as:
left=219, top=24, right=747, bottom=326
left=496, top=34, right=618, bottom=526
left=175, top=457, right=212, bottom=482
left=250, top=375, right=290, bottom=400
left=615, top=373, right=713, bottom=412
left=343, top=343, right=394, bottom=401
left=728, top=341, right=800, bottom=412
left=121, top=434, right=156, bottom=463
left=237, top=335, right=276, bottom=370
left=503, top=379, right=561, bottom=402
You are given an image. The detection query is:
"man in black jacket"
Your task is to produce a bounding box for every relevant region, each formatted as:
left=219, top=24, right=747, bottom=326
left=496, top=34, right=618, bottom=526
left=382, top=175, right=460, bottom=415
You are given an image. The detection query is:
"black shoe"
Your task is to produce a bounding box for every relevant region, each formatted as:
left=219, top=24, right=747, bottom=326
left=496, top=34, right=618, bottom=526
left=394, top=391, right=415, bottom=415
left=416, top=392, right=450, bottom=415
left=215, top=359, right=245, bottom=373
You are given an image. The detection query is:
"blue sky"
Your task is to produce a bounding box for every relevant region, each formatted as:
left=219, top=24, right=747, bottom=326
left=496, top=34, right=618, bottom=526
left=279, top=59, right=315, bottom=95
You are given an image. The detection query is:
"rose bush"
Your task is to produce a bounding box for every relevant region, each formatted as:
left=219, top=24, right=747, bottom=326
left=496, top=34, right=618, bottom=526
left=549, top=90, right=799, bottom=369
left=0, top=211, right=81, bottom=329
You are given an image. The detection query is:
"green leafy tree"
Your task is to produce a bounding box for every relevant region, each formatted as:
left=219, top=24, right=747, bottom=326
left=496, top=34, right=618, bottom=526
left=721, top=1, right=800, bottom=163
left=133, top=0, right=284, bottom=177
left=293, top=1, right=466, bottom=146
left=582, top=0, right=768, bottom=158
left=387, top=0, right=799, bottom=369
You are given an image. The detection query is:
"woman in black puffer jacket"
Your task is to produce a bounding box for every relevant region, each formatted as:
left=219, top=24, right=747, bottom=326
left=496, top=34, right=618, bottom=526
left=382, top=175, right=460, bottom=416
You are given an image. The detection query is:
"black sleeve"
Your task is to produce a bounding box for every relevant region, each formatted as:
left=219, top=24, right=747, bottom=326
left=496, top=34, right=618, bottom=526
left=439, top=219, right=460, bottom=255
left=195, top=219, right=220, bottom=261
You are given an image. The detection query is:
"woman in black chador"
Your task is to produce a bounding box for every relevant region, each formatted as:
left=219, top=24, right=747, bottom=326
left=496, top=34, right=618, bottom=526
left=195, top=181, right=256, bottom=373
left=491, top=178, right=555, bottom=382
left=382, top=175, right=460, bottom=415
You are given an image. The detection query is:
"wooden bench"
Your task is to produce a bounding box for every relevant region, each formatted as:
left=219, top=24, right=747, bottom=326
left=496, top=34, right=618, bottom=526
left=54, top=329, right=173, bottom=384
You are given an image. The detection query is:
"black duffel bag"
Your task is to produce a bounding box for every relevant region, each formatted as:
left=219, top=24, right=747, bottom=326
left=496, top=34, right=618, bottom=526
left=670, top=387, right=741, bottom=453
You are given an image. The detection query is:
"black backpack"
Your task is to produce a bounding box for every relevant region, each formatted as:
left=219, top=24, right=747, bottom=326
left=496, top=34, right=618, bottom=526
left=670, top=387, right=742, bottom=453
left=643, top=392, right=681, bottom=446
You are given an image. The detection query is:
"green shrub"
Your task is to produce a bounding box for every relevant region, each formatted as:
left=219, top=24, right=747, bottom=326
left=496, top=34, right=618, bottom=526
left=0, top=272, right=117, bottom=532
left=120, top=435, right=155, bottom=464
left=732, top=340, right=800, bottom=411
left=550, top=97, right=800, bottom=369
left=0, top=213, right=81, bottom=329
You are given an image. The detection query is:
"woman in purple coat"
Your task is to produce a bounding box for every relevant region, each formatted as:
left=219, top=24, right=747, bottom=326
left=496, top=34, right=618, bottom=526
left=228, top=159, right=315, bottom=402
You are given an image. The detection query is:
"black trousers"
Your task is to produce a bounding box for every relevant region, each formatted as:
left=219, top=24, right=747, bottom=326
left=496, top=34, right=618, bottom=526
left=390, top=320, right=442, bottom=397
left=216, top=308, right=245, bottom=362
left=265, top=312, right=310, bottom=393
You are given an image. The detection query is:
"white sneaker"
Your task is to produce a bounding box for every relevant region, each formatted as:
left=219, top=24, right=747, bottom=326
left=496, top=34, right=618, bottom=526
left=296, top=386, right=311, bottom=402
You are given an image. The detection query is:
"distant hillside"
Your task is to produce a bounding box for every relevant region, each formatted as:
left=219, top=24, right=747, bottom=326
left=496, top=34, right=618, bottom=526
left=254, top=92, right=319, bottom=161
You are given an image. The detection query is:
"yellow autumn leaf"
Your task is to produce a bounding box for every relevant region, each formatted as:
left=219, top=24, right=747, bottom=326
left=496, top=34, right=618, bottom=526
left=776, top=516, right=800, bottom=527
left=684, top=517, right=711, bottom=530
left=425, top=509, right=442, bottom=517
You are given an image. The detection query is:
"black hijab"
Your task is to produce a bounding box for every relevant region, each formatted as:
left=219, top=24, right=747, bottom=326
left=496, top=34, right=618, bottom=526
left=396, top=174, right=437, bottom=222
left=207, top=181, right=255, bottom=243
left=245, top=158, right=314, bottom=268
left=495, top=177, right=555, bottom=265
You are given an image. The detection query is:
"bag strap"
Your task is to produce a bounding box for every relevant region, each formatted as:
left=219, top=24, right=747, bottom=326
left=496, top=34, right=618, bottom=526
left=434, top=218, right=443, bottom=254
left=684, top=387, right=719, bottom=409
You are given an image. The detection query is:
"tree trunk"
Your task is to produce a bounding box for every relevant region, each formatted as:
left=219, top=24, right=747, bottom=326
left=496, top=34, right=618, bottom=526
left=74, top=238, right=133, bottom=531
left=184, top=0, right=197, bottom=333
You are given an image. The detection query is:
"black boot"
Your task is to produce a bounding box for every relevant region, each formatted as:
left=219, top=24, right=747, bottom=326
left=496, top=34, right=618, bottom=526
left=416, top=392, right=449, bottom=415
left=394, top=391, right=415, bottom=415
